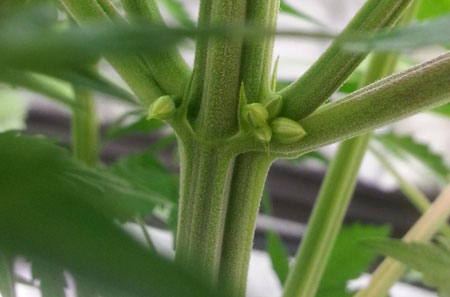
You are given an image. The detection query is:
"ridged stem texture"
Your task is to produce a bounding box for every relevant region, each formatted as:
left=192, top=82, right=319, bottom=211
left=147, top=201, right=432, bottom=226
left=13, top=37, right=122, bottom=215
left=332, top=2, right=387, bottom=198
left=195, top=0, right=247, bottom=137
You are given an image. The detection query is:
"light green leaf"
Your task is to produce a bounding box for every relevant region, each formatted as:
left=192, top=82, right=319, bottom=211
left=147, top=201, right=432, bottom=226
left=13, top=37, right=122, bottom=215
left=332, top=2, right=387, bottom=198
left=432, top=103, right=450, bottom=117
left=376, top=133, right=450, bottom=182
left=0, top=131, right=221, bottom=297
left=280, top=1, right=323, bottom=26
left=364, top=237, right=450, bottom=297
left=0, top=88, right=26, bottom=133
left=417, top=0, right=450, bottom=20
left=158, top=0, right=195, bottom=27
left=344, top=15, right=450, bottom=52
left=266, top=231, right=290, bottom=285
left=317, top=224, right=391, bottom=297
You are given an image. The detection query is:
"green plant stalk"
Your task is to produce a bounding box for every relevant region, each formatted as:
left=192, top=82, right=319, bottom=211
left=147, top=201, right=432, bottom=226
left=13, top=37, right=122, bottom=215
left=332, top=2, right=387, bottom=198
left=137, top=215, right=156, bottom=252
left=59, top=0, right=163, bottom=107
left=282, top=134, right=371, bottom=297
left=353, top=185, right=450, bottom=297
left=370, top=147, right=450, bottom=237
left=175, top=141, right=235, bottom=285
left=121, top=0, right=191, bottom=98
left=195, top=0, right=247, bottom=137
left=262, top=52, right=450, bottom=158
left=186, top=0, right=212, bottom=118
left=240, top=0, right=280, bottom=102
left=218, top=153, right=274, bottom=297
left=279, top=0, right=414, bottom=121
left=71, top=87, right=98, bottom=166
left=216, top=1, right=280, bottom=295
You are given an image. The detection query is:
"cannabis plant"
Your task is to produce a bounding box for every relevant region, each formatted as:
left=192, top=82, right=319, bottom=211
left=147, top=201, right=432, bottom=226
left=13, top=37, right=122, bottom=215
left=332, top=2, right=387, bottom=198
left=0, top=0, right=450, bottom=297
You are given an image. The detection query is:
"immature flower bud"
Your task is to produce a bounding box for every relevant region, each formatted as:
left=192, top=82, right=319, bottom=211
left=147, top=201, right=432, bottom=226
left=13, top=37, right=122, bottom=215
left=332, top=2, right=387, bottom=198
left=242, top=103, right=269, bottom=128
left=254, top=124, right=272, bottom=143
left=270, top=117, right=307, bottom=144
left=147, top=95, right=176, bottom=120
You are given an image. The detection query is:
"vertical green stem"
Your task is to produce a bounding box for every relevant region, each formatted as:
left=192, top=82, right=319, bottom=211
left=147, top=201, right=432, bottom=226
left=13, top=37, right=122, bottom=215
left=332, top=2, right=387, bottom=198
left=282, top=134, right=372, bottom=297
left=186, top=0, right=212, bottom=117
left=71, top=87, right=98, bottom=166
left=195, top=0, right=247, bottom=137
left=218, top=153, right=274, bottom=297
left=240, top=0, right=280, bottom=102
left=175, top=142, right=235, bottom=285
left=216, top=2, right=280, bottom=295
left=353, top=185, right=450, bottom=297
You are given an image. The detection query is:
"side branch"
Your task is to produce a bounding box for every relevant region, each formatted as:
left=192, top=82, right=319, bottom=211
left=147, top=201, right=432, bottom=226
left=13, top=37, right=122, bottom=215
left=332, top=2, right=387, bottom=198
left=262, top=52, right=450, bottom=158
left=279, top=0, right=414, bottom=121
left=59, top=0, right=163, bottom=106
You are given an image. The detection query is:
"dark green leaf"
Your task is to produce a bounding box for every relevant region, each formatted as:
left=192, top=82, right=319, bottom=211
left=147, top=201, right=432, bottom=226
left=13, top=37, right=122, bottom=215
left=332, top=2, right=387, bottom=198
left=376, top=133, right=450, bottom=181
left=417, top=0, right=450, bottom=20
left=280, top=1, right=323, bottom=26
left=364, top=237, right=450, bottom=297
left=0, top=131, right=220, bottom=297
left=266, top=231, right=290, bottom=285
left=158, top=0, right=195, bottom=27
left=0, top=250, right=15, bottom=297
left=317, top=224, right=391, bottom=297
left=32, top=259, right=66, bottom=297
left=110, top=150, right=179, bottom=205
left=344, top=15, right=450, bottom=52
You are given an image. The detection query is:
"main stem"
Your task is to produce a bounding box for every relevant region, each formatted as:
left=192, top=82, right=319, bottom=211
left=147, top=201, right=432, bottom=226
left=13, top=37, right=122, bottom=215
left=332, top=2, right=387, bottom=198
left=175, top=141, right=235, bottom=285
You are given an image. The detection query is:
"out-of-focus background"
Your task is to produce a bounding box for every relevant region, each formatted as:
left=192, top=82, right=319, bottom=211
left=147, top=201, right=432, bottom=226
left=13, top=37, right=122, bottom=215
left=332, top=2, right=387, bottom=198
left=3, top=0, right=449, bottom=296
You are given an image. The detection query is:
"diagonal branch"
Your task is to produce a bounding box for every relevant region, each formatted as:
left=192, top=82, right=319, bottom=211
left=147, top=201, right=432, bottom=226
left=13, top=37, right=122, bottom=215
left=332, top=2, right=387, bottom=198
left=121, top=0, right=191, bottom=99
left=245, top=52, right=450, bottom=158
left=59, top=0, right=163, bottom=106
left=279, top=0, right=415, bottom=121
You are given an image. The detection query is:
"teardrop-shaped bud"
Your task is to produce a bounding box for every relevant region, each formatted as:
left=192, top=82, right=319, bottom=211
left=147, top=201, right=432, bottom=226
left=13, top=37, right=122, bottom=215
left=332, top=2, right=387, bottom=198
left=242, top=103, right=269, bottom=128
left=264, top=95, right=283, bottom=119
left=147, top=95, right=176, bottom=120
left=270, top=117, right=307, bottom=144
left=254, top=124, right=272, bottom=143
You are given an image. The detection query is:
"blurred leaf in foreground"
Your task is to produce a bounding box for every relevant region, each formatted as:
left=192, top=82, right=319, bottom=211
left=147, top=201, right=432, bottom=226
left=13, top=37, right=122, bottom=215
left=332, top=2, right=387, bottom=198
left=344, top=14, right=450, bottom=52
left=364, top=237, right=450, bottom=297
left=432, top=103, right=450, bottom=118
left=0, top=132, right=220, bottom=297
left=32, top=259, right=66, bottom=297
left=0, top=250, right=15, bottom=297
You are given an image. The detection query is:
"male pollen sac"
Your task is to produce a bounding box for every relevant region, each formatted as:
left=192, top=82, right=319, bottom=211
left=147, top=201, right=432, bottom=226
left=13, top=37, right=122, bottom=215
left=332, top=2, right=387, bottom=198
left=147, top=95, right=176, bottom=120
left=242, top=103, right=269, bottom=128
left=270, top=117, right=307, bottom=144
